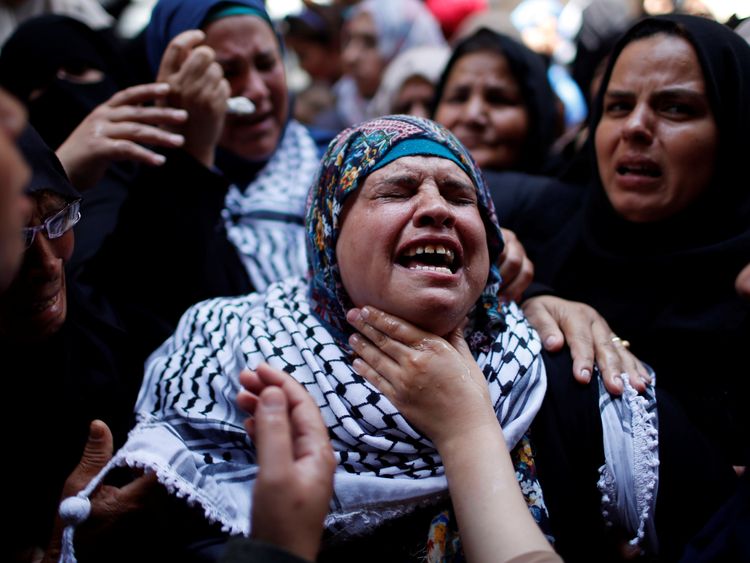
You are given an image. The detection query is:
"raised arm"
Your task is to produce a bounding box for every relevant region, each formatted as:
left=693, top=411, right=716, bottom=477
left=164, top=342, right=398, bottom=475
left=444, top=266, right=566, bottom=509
left=346, top=306, right=560, bottom=563
left=56, top=82, right=188, bottom=189
left=155, top=29, right=230, bottom=168
left=233, top=364, right=336, bottom=562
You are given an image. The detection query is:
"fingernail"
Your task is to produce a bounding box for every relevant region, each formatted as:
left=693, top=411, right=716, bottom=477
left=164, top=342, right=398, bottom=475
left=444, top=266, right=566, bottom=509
left=544, top=335, right=557, bottom=347
left=580, top=368, right=591, bottom=381
left=153, top=154, right=166, bottom=165
left=261, top=389, right=284, bottom=409
left=89, top=421, right=105, bottom=439
left=169, top=133, right=184, bottom=144
left=346, top=309, right=359, bottom=323
left=155, top=83, right=170, bottom=93
left=171, top=109, right=188, bottom=119
left=352, top=358, right=364, bottom=373
left=360, top=307, right=370, bottom=319
left=349, top=334, right=360, bottom=346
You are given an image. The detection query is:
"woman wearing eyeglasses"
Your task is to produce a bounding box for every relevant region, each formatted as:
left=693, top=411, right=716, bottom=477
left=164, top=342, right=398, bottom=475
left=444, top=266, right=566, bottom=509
left=0, top=126, right=152, bottom=560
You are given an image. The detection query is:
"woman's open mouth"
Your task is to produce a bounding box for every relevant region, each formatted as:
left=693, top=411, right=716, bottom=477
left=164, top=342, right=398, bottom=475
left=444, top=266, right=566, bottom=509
left=397, top=244, right=460, bottom=274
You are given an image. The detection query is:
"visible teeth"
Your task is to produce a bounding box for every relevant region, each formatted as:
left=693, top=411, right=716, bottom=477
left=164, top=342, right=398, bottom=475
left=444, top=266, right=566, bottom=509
left=405, top=245, right=454, bottom=259
left=31, top=294, right=57, bottom=313
left=409, top=264, right=452, bottom=274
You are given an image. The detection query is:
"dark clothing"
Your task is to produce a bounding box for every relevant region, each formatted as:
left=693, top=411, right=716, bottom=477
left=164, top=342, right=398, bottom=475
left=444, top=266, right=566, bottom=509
left=484, top=170, right=585, bottom=262
left=83, top=148, right=254, bottom=357
left=530, top=15, right=750, bottom=466
left=4, top=282, right=142, bottom=555
left=680, top=473, right=750, bottom=563
left=533, top=350, right=738, bottom=562
left=220, top=539, right=311, bottom=563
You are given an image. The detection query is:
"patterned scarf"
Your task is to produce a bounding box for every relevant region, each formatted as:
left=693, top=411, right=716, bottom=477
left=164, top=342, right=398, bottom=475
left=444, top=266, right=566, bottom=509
left=223, top=119, right=320, bottom=290
left=58, top=117, right=547, bottom=556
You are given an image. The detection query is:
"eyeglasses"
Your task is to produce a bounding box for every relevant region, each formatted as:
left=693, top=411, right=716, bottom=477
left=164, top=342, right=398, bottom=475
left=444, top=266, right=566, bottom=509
left=22, top=199, right=81, bottom=249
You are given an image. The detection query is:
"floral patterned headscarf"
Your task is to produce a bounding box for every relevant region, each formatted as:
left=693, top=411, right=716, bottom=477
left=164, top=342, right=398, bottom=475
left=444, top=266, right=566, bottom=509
left=305, top=114, right=505, bottom=342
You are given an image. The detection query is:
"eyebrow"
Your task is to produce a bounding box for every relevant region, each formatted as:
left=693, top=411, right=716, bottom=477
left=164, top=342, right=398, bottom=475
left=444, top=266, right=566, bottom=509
left=604, top=87, right=706, bottom=99
left=439, top=176, right=475, bottom=194
left=378, top=170, right=475, bottom=193
left=216, top=48, right=276, bottom=64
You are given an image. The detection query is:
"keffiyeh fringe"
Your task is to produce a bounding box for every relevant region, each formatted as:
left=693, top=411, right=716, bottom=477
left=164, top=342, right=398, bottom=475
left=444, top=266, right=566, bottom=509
left=58, top=277, right=547, bottom=562
left=597, top=372, right=660, bottom=554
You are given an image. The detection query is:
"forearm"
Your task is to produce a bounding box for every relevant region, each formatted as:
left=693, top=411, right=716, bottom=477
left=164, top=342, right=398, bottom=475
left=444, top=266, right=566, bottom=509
left=439, top=424, right=559, bottom=563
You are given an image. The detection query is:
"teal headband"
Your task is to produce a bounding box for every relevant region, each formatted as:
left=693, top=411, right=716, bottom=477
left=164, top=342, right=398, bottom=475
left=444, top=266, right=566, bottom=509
left=203, top=5, right=271, bottom=27
left=369, top=138, right=470, bottom=177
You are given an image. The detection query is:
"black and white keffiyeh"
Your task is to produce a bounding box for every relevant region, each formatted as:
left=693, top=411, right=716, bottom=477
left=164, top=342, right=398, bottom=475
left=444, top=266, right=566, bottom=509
left=223, top=119, right=320, bottom=290
left=91, top=278, right=546, bottom=538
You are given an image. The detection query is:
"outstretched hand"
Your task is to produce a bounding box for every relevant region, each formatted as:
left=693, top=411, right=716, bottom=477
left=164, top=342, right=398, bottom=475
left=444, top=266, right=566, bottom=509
left=56, top=83, right=188, bottom=189
left=522, top=295, right=650, bottom=394
left=237, top=364, right=335, bottom=562
left=42, top=420, right=157, bottom=563
left=346, top=306, right=497, bottom=449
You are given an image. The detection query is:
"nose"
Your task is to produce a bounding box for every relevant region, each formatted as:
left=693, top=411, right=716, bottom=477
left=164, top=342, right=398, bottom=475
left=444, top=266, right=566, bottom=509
left=341, top=40, right=360, bottom=70
left=241, top=68, right=269, bottom=102
left=464, top=93, right=488, bottom=125
left=621, top=103, right=654, bottom=144
left=413, top=187, right=456, bottom=228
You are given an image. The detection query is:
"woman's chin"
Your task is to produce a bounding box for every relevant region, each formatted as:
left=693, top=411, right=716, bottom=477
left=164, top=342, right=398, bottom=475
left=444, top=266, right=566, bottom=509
left=22, top=291, right=67, bottom=342
left=393, top=301, right=467, bottom=338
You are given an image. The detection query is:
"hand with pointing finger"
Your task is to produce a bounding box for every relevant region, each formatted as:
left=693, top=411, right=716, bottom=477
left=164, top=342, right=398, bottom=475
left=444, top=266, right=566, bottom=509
left=235, top=364, right=336, bottom=562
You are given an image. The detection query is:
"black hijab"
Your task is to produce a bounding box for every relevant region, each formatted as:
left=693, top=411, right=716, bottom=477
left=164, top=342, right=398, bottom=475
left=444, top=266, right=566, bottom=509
left=584, top=15, right=750, bottom=256
left=0, top=15, right=129, bottom=150
left=431, top=27, right=560, bottom=174
left=17, top=125, right=81, bottom=201
left=535, top=15, right=750, bottom=466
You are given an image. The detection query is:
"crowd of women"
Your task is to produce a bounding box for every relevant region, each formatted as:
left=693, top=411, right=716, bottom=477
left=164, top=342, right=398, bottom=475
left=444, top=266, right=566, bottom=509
left=0, top=0, right=747, bottom=561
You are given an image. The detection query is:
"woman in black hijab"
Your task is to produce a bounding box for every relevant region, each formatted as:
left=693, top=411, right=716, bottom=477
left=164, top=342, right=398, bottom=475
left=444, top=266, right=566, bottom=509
left=524, top=15, right=749, bottom=557
left=432, top=27, right=561, bottom=176
left=0, top=15, right=188, bottom=270
left=0, top=126, right=147, bottom=558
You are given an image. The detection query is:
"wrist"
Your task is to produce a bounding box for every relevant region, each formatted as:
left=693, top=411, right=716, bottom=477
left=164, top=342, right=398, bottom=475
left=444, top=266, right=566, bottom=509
left=434, top=414, right=504, bottom=460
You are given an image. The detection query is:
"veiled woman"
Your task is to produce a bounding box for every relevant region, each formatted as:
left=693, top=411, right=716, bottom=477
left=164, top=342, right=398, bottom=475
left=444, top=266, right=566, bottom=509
left=529, top=14, right=750, bottom=469
left=87, top=0, right=331, bottom=355
left=60, top=116, right=731, bottom=562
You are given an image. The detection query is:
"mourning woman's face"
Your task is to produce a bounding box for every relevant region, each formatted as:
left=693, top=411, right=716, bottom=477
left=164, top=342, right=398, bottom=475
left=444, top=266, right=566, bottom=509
left=595, top=33, right=718, bottom=222
left=0, top=191, right=74, bottom=342
left=205, top=15, right=289, bottom=161
left=336, top=155, right=489, bottom=338
left=434, top=50, right=529, bottom=171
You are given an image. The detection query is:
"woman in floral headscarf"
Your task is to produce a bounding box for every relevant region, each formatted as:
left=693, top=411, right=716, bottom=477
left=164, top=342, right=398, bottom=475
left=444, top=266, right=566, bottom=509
left=60, top=115, right=551, bottom=560
left=58, top=116, right=730, bottom=562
